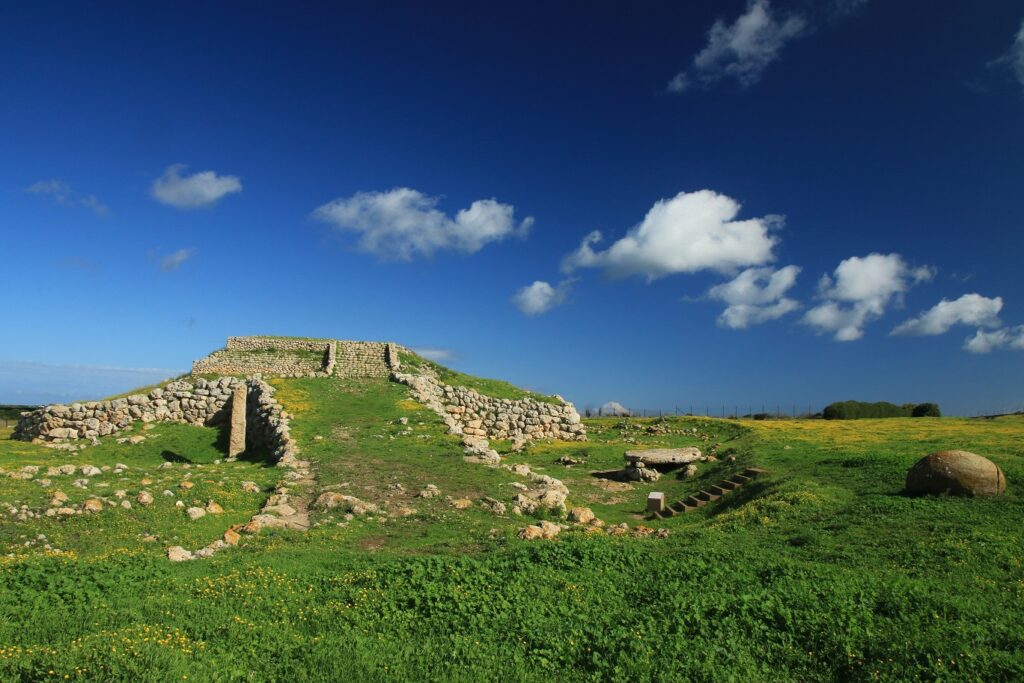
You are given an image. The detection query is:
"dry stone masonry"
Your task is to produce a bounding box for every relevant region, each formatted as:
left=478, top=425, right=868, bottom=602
left=191, top=336, right=409, bottom=379
left=13, top=377, right=299, bottom=467
left=393, top=372, right=586, bottom=445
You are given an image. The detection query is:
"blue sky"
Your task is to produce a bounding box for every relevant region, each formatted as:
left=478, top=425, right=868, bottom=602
left=1, top=1, right=1023, bottom=415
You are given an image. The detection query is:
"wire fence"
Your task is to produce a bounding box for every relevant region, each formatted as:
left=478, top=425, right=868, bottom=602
left=582, top=405, right=823, bottom=420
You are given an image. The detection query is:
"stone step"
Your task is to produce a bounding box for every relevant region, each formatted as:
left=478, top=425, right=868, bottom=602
left=646, top=468, right=767, bottom=520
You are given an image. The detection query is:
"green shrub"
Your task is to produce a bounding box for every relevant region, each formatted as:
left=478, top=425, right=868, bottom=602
left=911, top=402, right=941, bottom=417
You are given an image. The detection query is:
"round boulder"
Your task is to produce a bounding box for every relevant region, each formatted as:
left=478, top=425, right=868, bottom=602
left=906, top=450, right=1006, bottom=497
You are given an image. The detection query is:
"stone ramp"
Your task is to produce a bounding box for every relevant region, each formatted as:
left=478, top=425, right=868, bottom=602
left=647, top=467, right=767, bottom=520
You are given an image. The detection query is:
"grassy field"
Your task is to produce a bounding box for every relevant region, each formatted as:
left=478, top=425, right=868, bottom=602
left=0, top=374, right=1021, bottom=681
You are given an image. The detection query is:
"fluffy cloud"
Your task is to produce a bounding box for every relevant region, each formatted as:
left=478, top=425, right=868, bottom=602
left=562, top=190, right=779, bottom=281
left=512, top=279, right=574, bottom=316
left=313, top=188, right=533, bottom=261
left=802, top=253, right=933, bottom=341
left=151, top=164, right=242, bottom=209
left=668, top=0, right=807, bottom=93
left=708, top=265, right=801, bottom=329
left=964, top=326, right=1024, bottom=354
left=995, top=18, right=1024, bottom=90
left=159, top=248, right=193, bottom=272
left=26, top=180, right=109, bottom=216
left=892, top=293, right=1003, bottom=336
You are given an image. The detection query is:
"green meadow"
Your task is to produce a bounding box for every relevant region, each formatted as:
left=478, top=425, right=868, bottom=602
left=0, top=374, right=1021, bottom=681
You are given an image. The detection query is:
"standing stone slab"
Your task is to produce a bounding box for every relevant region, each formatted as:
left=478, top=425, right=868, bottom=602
left=647, top=492, right=665, bottom=513
left=228, top=386, right=247, bottom=459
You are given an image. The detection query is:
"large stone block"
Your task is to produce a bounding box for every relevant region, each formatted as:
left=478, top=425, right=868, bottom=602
left=905, top=450, right=1006, bottom=497
left=228, top=386, right=247, bottom=459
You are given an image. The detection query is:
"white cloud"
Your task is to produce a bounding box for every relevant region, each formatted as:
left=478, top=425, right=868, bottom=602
left=26, top=179, right=109, bottom=216
left=151, top=164, right=242, bottom=209
left=512, top=279, right=574, bottom=316
left=411, top=347, right=458, bottom=362
left=708, top=265, right=801, bottom=329
left=562, top=190, right=779, bottom=281
left=964, top=326, right=1024, bottom=354
left=892, top=293, right=1003, bottom=336
left=159, top=248, right=193, bottom=272
left=802, top=253, right=933, bottom=341
left=600, top=401, right=631, bottom=416
left=313, top=187, right=533, bottom=261
left=997, top=18, right=1024, bottom=89
left=668, top=0, right=807, bottom=93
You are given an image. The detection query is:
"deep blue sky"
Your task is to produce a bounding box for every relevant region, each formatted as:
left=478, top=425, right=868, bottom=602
left=1, top=1, right=1022, bottom=415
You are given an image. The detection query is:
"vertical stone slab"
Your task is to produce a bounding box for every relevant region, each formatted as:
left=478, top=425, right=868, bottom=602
left=228, top=385, right=247, bottom=459
left=647, top=491, right=665, bottom=513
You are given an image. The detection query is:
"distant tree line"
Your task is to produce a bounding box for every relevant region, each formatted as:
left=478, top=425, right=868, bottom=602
left=822, top=401, right=941, bottom=420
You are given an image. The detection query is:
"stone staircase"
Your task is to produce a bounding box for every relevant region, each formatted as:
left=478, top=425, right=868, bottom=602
left=648, top=467, right=767, bottom=520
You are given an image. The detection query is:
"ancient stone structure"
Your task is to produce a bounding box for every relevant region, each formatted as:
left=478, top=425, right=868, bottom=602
left=906, top=450, right=1006, bottom=497
left=625, top=447, right=703, bottom=466
left=393, top=371, right=586, bottom=443
left=647, top=492, right=665, bottom=513
left=13, top=377, right=299, bottom=467
left=228, top=385, right=246, bottom=459
left=191, top=336, right=408, bottom=378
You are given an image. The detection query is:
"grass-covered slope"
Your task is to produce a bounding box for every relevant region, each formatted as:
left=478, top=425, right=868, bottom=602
left=398, top=350, right=562, bottom=404
left=0, top=374, right=1020, bottom=681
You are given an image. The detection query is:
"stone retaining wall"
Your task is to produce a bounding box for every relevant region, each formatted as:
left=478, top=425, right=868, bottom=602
left=393, top=372, right=586, bottom=444
left=191, top=337, right=407, bottom=379
left=13, top=377, right=298, bottom=466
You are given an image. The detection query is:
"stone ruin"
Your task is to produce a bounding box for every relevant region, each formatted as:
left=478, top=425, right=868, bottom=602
left=13, top=334, right=586, bottom=453
left=192, top=336, right=409, bottom=379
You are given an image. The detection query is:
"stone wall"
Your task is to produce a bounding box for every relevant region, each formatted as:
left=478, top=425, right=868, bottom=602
left=191, top=336, right=407, bottom=379
left=13, top=377, right=299, bottom=466
left=245, top=379, right=299, bottom=467
left=393, top=372, right=586, bottom=444
left=225, top=336, right=328, bottom=353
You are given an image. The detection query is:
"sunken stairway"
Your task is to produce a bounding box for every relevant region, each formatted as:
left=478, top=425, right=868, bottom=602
left=648, top=467, right=767, bottom=520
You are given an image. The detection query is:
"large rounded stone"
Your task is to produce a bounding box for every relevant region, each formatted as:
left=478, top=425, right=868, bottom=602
left=906, top=450, right=1006, bottom=497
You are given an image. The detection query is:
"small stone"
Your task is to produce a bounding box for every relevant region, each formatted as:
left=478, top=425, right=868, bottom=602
left=241, top=481, right=261, bottom=493
left=120, top=500, right=132, bottom=510
left=83, top=498, right=103, bottom=513
left=568, top=507, right=595, bottom=524
left=186, top=507, right=206, bottom=520
left=450, top=498, right=473, bottom=510
left=179, top=481, right=194, bottom=490
left=205, top=501, right=224, bottom=514
left=80, top=465, right=102, bottom=477
left=223, top=529, right=241, bottom=546
left=417, top=484, right=441, bottom=498
left=167, top=546, right=192, bottom=562
left=50, top=491, right=69, bottom=506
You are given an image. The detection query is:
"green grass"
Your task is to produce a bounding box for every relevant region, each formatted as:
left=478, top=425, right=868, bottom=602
left=398, top=351, right=561, bottom=404
left=0, top=378, right=1021, bottom=681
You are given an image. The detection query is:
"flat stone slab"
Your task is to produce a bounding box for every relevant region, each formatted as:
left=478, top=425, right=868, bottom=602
left=625, top=447, right=702, bottom=466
